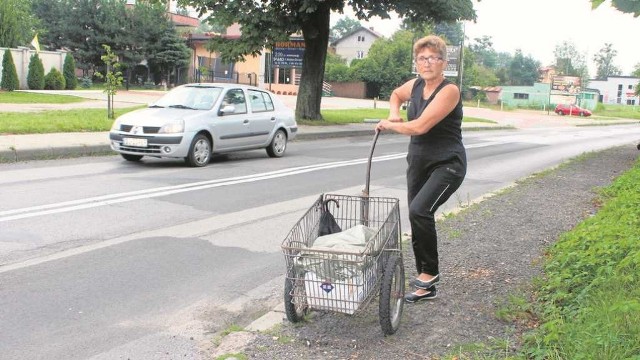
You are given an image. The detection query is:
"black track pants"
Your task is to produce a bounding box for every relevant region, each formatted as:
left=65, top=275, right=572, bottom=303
left=406, top=155, right=465, bottom=275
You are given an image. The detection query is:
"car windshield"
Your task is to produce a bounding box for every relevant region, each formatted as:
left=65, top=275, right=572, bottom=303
left=152, top=86, right=223, bottom=110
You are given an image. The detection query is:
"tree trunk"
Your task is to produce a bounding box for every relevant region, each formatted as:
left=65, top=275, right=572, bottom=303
left=296, top=5, right=331, bottom=121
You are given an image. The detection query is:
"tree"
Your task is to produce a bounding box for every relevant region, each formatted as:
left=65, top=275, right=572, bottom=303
left=27, top=53, right=45, bottom=90
left=94, top=45, right=123, bottom=119
left=330, top=17, right=362, bottom=40
left=632, top=63, right=640, bottom=78
left=63, top=53, right=78, bottom=89
left=148, top=25, right=191, bottom=87
left=175, top=0, right=476, bottom=120
left=1, top=49, right=20, bottom=91
left=508, top=49, right=540, bottom=86
left=0, top=0, right=36, bottom=48
left=553, top=41, right=588, bottom=77
left=593, top=43, right=622, bottom=80
left=469, top=36, right=498, bottom=69
left=591, top=0, right=640, bottom=17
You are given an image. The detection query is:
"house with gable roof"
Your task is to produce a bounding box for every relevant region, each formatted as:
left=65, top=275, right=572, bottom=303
left=330, top=26, right=383, bottom=64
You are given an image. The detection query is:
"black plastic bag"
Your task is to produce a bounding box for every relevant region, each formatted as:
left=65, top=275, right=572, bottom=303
left=318, top=198, right=342, bottom=237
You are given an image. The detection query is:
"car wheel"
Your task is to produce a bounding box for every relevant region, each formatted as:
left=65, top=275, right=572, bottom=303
left=266, top=129, right=287, bottom=158
left=121, top=154, right=143, bottom=162
left=185, top=133, right=211, bottom=167
left=557, top=111, right=565, bottom=115
left=579, top=111, right=585, bottom=116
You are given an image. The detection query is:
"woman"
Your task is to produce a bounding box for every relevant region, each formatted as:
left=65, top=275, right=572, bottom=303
left=375, top=35, right=466, bottom=303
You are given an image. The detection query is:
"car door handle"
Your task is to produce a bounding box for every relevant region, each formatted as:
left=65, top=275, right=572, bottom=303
left=270, top=117, right=276, bottom=121
left=243, top=119, right=249, bottom=124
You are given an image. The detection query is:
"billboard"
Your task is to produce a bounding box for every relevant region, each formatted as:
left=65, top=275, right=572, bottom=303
left=272, top=40, right=305, bottom=68
left=551, top=76, right=581, bottom=95
left=443, top=46, right=461, bottom=77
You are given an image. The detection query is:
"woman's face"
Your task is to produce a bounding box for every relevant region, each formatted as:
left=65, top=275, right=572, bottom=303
left=414, top=47, right=446, bottom=81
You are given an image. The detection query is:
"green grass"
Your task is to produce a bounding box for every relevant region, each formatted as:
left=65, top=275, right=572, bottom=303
left=0, top=91, right=87, bottom=104
left=519, top=157, right=640, bottom=359
left=0, top=107, right=142, bottom=134
left=593, top=103, right=640, bottom=119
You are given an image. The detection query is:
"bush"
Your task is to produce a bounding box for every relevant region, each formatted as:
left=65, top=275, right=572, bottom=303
left=63, top=54, right=78, bottom=90
left=44, top=67, right=66, bottom=90
left=27, top=53, right=45, bottom=90
left=1, top=49, right=19, bottom=91
left=80, top=76, right=93, bottom=88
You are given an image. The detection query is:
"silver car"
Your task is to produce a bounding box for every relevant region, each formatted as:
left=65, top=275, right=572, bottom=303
left=109, top=83, right=298, bottom=167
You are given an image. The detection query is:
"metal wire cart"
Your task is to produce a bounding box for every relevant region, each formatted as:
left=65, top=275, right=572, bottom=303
left=281, top=132, right=405, bottom=335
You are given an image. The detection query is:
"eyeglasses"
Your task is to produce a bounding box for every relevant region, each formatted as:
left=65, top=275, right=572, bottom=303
left=415, top=56, right=444, bottom=65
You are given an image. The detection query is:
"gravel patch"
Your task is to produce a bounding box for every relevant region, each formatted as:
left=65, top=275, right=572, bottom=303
left=230, top=145, right=639, bottom=359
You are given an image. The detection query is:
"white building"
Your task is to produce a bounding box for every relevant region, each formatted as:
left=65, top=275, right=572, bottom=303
left=588, top=76, right=639, bottom=106
left=330, top=27, right=383, bottom=65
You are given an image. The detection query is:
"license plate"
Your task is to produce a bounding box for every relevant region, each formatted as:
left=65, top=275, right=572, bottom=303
left=123, top=137, right=148, bottom=147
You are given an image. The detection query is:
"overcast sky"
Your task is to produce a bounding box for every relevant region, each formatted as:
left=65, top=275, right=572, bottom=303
left=332, top=0, right=640, bottom=76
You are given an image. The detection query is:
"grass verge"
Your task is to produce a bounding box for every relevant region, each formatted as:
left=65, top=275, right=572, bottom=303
left=0, top=91, right=87, bottom=104
left=519, top=155, right=640, bottom=359
left=0, top=107, right=142, bottom=134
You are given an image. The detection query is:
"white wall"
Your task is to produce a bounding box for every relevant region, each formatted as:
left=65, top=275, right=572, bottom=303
left=588, top=76, right=639, bottom=105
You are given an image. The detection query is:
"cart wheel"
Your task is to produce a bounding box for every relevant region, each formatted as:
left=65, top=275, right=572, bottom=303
left=284, top=274, right=308, bottom=322
left=379, top=255, right=405, bottom=335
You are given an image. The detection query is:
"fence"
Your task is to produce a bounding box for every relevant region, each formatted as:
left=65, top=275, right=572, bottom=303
left=0, top=47, right=68, bottom=90
left=194, top=70, right=258, bottom=86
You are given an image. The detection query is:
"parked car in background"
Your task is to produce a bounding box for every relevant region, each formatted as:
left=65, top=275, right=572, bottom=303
left=554, top=103, right=592, bottom=117
left=109, top=83, right=297, bottom=167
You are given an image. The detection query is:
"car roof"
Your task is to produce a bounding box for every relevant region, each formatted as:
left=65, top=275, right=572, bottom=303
left=182, top=83, right=265, bottom=91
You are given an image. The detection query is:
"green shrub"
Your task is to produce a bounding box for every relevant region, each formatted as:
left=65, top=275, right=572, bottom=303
left=80, top=76, right=93, bottom=88
left=44, top=67, right=66, bottom=90
left=1, top=49, right=20, bottom=91
left=63, top=54, right=78, bottom=90
left=27, top=53, right=45, bottom=90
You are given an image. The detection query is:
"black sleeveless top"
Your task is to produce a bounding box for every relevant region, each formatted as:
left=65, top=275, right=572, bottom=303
left=407, top=77, right=466, bottom=167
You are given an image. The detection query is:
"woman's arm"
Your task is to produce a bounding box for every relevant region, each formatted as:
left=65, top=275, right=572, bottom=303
left=376, top=83, right=459, bottom=135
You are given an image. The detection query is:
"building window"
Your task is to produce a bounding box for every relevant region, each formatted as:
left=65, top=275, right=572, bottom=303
left=629, top=84, right=634, bottom=90
left=513, top=93, right=529, bottom=99
left=356, top=50, right=364, bottom=59
left=357, top=35, right=365, bottom=42
left=278, top=67, right=292, bottom=84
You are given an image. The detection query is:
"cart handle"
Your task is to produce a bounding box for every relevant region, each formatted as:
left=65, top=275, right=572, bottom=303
left=362, top=129, right=380, bottom=198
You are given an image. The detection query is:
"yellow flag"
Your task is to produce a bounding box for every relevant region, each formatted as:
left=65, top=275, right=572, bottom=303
left=31, top=34, right=40, bottom=53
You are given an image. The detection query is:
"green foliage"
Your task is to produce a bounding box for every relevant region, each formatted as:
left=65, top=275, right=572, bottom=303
left=44, top=67, right=66, bottom=90
left=0, top=0, right=36, bottom=48
left=80, top=76, right=93, bottom=89
left=94, top=45, right=123, bottom=119
left=27, top=53, right=45, bottom=90
left=508, top=49, right=541, bottom=86
left=330, top=17, right=362, bottom=40
left=522, top=160, right=640, bottom=359
left=592, top=0, right=640, bottom=17
left=63, top=54, right=78, bottom=90
left=1, top=49, right=19, bottom=91
left=593, top=43, right=622, bottom=80
left=354, top=30, right=415, bottom=99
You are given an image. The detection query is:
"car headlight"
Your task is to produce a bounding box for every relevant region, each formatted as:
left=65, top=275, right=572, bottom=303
left=159, top=120, right=185, bottom=134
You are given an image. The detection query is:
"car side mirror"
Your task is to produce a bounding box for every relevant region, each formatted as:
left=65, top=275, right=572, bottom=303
left=219, top=104, right=235, bottom=115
